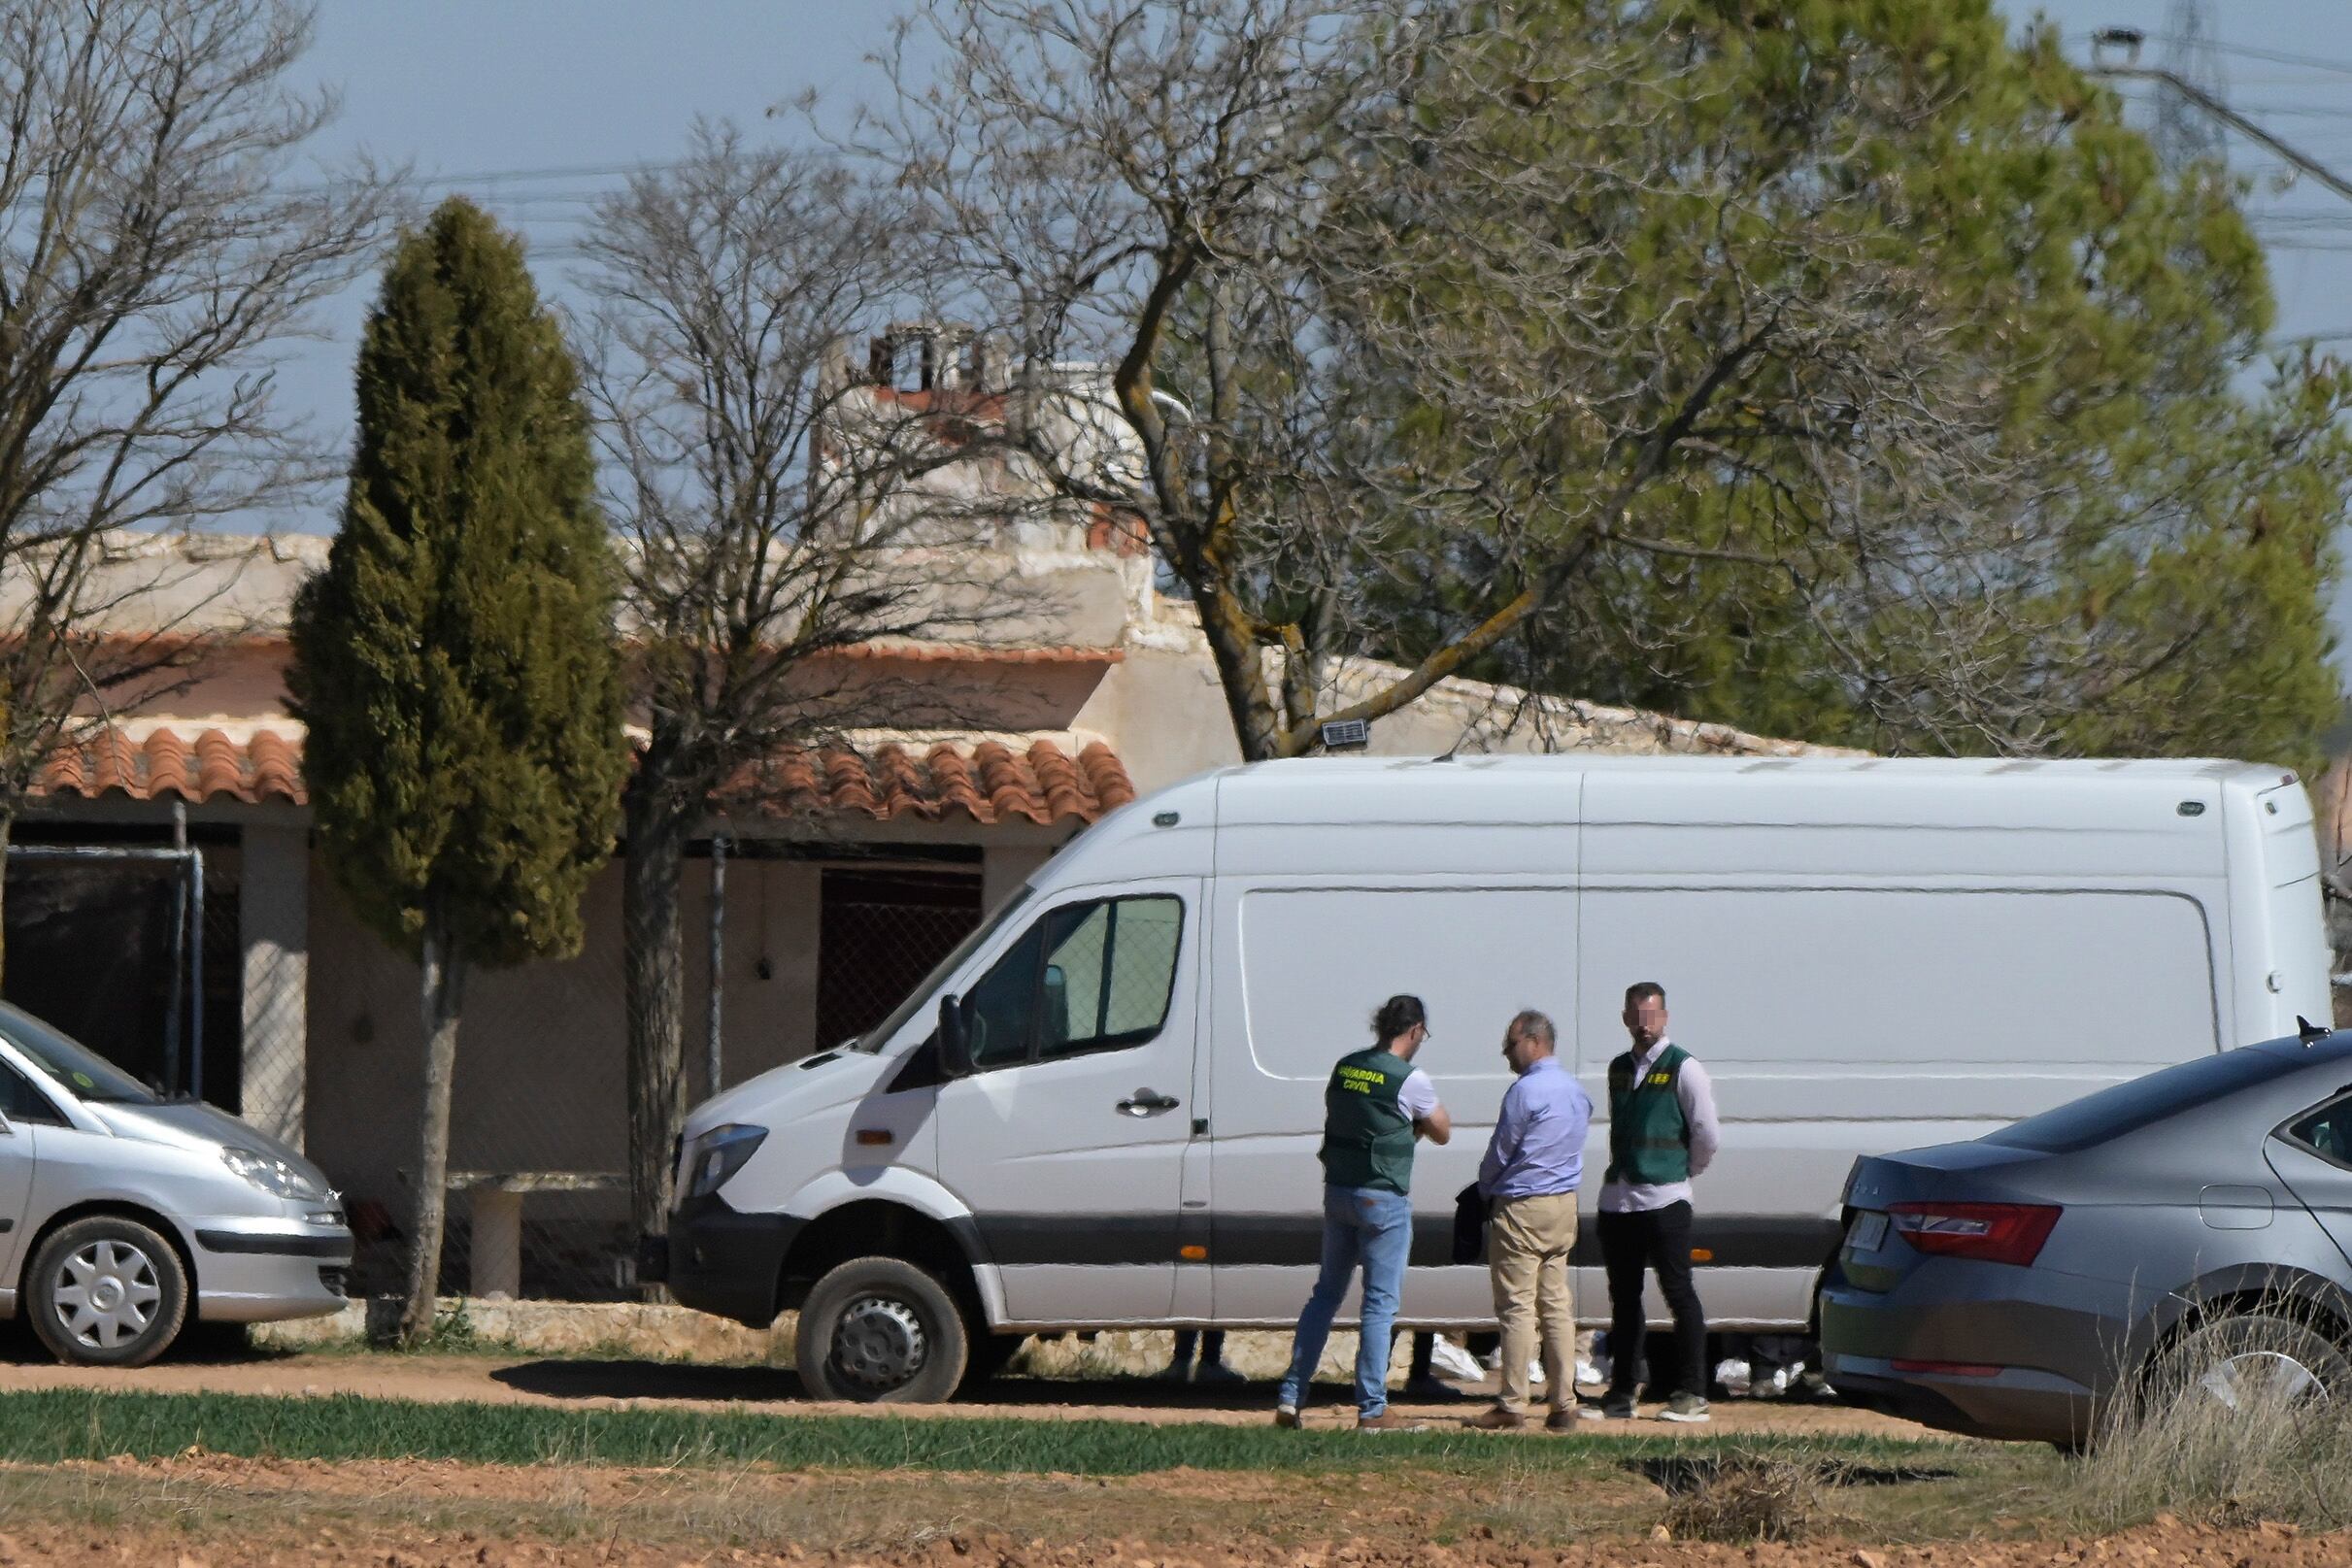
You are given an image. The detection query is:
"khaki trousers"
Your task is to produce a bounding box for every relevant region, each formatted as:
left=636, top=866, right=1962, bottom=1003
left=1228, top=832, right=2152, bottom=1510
left=1489, top=1190, right=1579, bottom=1414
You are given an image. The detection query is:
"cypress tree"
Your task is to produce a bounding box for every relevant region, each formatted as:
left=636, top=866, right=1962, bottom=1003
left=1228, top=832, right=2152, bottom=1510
left=287, top=197, right=627, bottom=1345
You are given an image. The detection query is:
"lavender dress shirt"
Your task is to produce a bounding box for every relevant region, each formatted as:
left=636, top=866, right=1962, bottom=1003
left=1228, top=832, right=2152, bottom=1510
left=1477, top=1056, right=1595, bottom=1200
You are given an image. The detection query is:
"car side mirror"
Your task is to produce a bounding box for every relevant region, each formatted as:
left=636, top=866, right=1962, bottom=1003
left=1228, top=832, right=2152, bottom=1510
left=937, top=993, right=973, bottom=1080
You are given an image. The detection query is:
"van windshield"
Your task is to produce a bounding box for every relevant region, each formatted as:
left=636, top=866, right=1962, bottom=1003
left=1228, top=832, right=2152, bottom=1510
left=0, top=1003, right=158, bottom=1104
left=1985, top=1048, right=2302, bottom=1154
left=855, top=885, right=1034, bottom=1053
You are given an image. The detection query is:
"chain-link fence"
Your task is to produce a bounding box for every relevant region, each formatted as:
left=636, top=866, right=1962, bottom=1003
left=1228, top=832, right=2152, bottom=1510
left=336, top=872, right=643, bottom=1305
left=815, top=866, right=985, bottom=1049
left=2, top=837, right=238, bottom=1106
left=322, top=853, right=990, bottom=1304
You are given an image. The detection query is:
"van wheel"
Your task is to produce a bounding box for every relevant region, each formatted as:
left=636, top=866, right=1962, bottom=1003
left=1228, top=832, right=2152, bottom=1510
left=26, top=1216, right=189, bottom=1368
left=794, top=1257, right=968, bottom=1403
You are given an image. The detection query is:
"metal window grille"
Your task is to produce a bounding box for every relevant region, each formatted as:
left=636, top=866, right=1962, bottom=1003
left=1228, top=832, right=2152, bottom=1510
left=815, top=867, right=985, bottom=1051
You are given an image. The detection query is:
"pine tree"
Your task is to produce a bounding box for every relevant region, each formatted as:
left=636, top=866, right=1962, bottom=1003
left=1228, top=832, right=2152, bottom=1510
left=287, top=197, right=627, bottom=1345
left=1364, top=0, right=2349, bottom=772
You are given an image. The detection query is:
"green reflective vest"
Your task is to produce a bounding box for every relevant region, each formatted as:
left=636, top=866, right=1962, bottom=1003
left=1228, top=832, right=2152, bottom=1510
left=1319, top=1047, right=1419, bottom=1195
left=1606, top=1044, right=1692, bottom=1185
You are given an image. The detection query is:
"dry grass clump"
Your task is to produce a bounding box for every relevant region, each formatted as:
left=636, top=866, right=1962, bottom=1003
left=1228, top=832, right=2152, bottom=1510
left=2070, top=1332, right=2352, bottom=1531
left=1658, top=1453, right=1831, bottom=1543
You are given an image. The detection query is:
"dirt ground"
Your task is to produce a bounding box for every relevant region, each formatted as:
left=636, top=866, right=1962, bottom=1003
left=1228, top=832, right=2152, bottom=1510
left=0, top=1350, right=2335, bottom=1565
left=0, top=1348, right=1928, bottom=1435
left=0, top=1449, right=2335, bottom=1568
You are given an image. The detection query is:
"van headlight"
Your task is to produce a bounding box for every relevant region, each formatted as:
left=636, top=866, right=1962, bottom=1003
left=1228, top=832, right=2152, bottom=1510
left=683, top=1124, right=768, bottom=1199
left=221, top=1147, right=323, bottom=1200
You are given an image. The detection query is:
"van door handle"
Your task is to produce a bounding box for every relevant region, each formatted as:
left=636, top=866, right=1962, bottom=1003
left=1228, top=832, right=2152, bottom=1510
left=1118, top=1089, right=1181, bottom=1117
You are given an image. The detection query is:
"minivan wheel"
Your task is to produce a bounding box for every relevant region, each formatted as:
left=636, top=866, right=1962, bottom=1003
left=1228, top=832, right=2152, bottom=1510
left=794, top=1257, right=968, bottom=1403
left=25, top=1216, right=189, bottom=1368
left=2142, top=1311, right=2349, bottom=1419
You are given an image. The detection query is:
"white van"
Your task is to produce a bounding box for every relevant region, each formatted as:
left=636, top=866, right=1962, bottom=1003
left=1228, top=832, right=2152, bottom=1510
left=649, top=756, right=2332, bottom=1401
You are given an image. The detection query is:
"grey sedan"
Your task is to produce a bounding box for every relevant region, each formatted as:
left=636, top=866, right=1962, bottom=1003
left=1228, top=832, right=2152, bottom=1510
left=1822, top=1028, right=2352, bottom=1447
left=0, top=1002, right=352, bottom=1366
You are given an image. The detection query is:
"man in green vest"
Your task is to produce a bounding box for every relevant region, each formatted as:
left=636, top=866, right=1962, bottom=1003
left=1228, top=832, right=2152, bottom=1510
left=1595, top=982, right=1721, bottom=1424
left=1274, top=994, right=1452, bottom=1431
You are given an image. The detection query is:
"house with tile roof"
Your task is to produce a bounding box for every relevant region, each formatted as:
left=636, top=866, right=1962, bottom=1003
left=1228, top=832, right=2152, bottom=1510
left=4, top=335, right=1842, bottom=1297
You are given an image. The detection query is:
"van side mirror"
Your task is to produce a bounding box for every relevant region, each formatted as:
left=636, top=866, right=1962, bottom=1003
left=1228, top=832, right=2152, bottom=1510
left=1040, top=964, right=1069, bottom=1049
left=937, top=993, right=973, bottom=1080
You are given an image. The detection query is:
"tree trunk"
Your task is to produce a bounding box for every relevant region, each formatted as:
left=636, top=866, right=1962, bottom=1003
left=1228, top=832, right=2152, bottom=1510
left=1193, top=589, right=1282, bottom=762
left=398, top=917, right=464, bottom=1346
left=622, top=775, right=693, bottom=1293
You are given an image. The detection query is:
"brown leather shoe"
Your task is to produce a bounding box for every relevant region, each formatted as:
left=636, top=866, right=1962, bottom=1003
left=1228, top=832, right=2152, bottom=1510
left=1465, top=1406, right=1526, bottom=1431
left=1545, top=1409, right=1581, bottom=1433
left=1357, top=1411, right=1427, bottom=1432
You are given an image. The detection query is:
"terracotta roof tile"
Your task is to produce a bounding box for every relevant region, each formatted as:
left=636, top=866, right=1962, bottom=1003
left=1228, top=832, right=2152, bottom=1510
left=37, top=726, right=309, bottom=806
left=717, top=738, right=1134, bottom=825
left=823, top=643, right=1124, bottom=665
left=33, top=725, right=1136, bottom=826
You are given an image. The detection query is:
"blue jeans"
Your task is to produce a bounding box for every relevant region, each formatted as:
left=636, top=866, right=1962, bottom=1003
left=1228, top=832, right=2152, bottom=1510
left=1278, top=1184, right=1415, bottom=1418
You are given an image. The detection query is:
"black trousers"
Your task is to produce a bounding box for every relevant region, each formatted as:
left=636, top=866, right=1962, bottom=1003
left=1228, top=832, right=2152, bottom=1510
left=1598, top=1200, right=1707, bottom=1401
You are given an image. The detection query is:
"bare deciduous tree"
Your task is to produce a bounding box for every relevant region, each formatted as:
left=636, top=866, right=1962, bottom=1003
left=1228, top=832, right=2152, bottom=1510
left=0, top=0, right=391, bottom=973
left=580, top=124, right=1023, bottom=1250
left=860, top=0, right=2028, bottom=761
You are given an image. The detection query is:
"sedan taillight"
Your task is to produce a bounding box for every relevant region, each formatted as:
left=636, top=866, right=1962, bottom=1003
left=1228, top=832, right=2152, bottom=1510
left=1887, top=1201, right=2060, bottom=1267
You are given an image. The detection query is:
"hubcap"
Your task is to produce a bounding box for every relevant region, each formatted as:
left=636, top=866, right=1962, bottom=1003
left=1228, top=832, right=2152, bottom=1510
left=831, top=1294, right=928, bottom=1392
left=52, top=1240, right=162, bottom=1351
left=2199, top=1351, right=2325, bottom=1411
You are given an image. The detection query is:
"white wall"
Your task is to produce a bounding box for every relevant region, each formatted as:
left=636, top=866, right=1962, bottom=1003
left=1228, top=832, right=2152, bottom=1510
left=1077, top=642, right=1844, bottom=797
left=302, top=839, right=1052, bottom=1215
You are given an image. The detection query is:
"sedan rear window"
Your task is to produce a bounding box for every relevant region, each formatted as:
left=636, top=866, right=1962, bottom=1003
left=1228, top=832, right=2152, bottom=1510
left=1986, top=1049, right=2302, bottom=1154
left=2287, top=1100, right=2352, bottom=1166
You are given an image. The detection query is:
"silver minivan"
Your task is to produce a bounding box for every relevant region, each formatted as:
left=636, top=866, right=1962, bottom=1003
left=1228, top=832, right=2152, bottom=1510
left=0, top=1001, right=352, bottom=1366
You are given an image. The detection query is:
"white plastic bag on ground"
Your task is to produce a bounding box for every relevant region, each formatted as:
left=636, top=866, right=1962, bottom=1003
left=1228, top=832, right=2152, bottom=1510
left=1427, top=1334, right=1487, bottom=1383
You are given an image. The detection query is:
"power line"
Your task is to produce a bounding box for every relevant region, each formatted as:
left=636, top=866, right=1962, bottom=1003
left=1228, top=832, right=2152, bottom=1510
left=0, top=147, right=858, bottom=218
left=2089, top=30, right=2352, bottom=205
left=2175, top=38, right=2352, bottom=82
left=2156, top=1, right=2230, bottom=170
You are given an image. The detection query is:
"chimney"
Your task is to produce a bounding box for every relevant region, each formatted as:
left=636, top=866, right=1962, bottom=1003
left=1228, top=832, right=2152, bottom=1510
left=968, top=334, right=1005, bottom=392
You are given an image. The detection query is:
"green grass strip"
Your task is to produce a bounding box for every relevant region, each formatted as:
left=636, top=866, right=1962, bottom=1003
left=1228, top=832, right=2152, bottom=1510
left=0, top=1389, right=1981, bottom=1476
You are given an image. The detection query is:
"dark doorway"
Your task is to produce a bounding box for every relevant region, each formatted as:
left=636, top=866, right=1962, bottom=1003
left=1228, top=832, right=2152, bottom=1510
left=2, top=854, right=242, bottom=1109
left=814, top=866, right=985, bottom=1052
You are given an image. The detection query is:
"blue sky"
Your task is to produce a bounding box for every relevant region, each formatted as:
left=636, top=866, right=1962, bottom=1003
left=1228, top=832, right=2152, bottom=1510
left=280, top=1, right=2352, bottom=659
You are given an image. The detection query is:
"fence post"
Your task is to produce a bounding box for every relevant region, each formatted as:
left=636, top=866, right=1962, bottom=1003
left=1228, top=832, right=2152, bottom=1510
left=164, top=804, right=187, bottom=1093
left=187, top=841, right=205, bottom=1104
